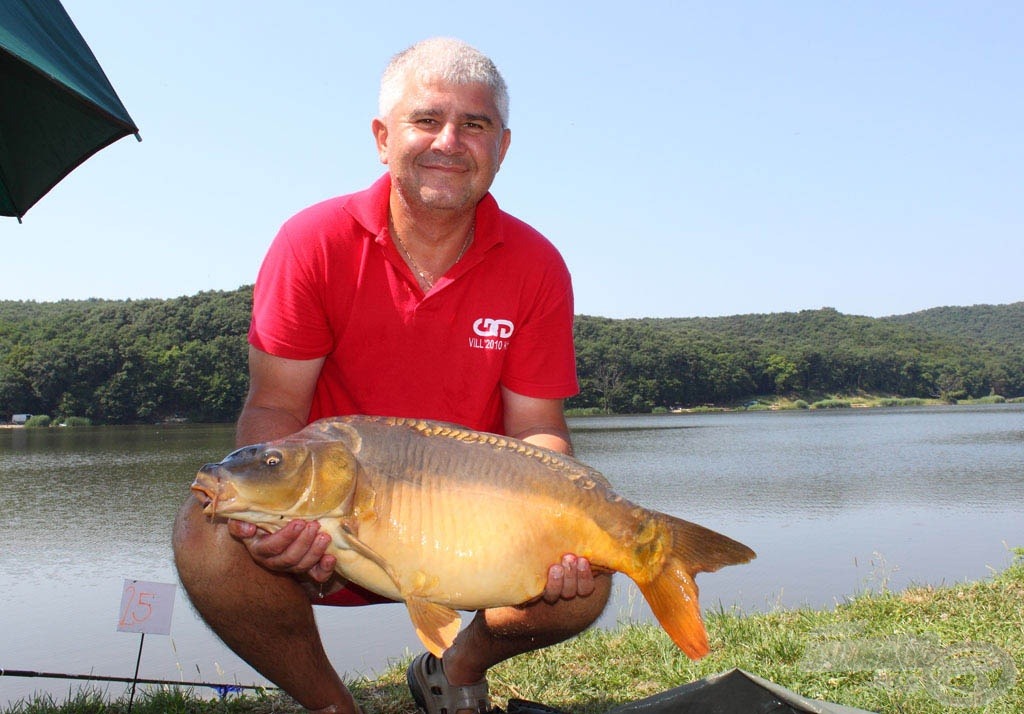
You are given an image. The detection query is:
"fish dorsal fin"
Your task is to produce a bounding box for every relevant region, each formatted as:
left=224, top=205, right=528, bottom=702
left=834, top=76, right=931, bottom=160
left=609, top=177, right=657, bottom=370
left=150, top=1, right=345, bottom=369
left=391, top=417, right=613, bottom=489
left=406, top=597, right=462, bottom=657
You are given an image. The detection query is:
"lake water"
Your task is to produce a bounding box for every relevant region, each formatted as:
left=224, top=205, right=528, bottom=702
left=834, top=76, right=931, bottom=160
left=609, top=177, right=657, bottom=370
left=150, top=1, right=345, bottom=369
left=1, top=405, right=1021, bottom=706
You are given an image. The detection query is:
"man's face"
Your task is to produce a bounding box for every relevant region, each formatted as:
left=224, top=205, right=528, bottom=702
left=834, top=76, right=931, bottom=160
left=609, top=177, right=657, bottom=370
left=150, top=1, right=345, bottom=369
left=373, top=76, right=511, bottom=215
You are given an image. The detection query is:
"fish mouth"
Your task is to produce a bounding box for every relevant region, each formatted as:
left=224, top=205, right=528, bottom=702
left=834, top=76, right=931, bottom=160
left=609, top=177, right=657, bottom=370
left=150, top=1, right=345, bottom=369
left=190, top=470, right=239, bottom=516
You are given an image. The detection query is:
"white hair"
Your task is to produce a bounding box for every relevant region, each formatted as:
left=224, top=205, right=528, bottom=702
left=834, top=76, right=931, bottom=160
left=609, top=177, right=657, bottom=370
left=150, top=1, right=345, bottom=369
left=378, top=37, right=510, bottom=127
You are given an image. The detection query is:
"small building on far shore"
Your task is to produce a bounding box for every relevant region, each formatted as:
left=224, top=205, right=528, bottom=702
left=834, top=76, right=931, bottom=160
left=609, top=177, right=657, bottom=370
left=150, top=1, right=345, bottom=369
left=12, top=414, right=32, bottom=425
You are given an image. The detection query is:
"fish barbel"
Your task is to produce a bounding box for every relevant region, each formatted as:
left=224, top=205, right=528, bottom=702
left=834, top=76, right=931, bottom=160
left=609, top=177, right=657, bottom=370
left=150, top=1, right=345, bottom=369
left=190, top=416, right=755, bottom=659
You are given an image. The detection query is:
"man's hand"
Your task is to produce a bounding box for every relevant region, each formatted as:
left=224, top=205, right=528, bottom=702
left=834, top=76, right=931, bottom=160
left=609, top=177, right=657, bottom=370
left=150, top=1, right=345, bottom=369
left=541, top=554, right=596, bottom=603
left=228, top=518, right=337, bottom=582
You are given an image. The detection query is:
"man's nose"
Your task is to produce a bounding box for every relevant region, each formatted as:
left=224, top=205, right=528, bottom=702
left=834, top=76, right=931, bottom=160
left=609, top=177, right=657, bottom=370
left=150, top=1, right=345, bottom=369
left=432, top=122, right=464, bottom=153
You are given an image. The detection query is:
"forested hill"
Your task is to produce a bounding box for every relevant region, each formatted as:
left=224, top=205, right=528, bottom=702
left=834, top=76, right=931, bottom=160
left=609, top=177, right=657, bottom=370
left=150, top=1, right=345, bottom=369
left=1, top=289, right=1021, bottom=423
left=572, top=304, right=1022, bottom=412
left=0, top=289, right=252, bottom=424
left=882, top=302, right=1024, bottom=346
left=617, top=303, right=1024, bottom=349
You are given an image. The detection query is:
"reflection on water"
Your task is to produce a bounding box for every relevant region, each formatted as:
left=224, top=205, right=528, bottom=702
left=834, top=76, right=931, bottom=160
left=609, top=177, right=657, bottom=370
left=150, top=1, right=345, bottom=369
left=1, top=406, right=1021, bottom=705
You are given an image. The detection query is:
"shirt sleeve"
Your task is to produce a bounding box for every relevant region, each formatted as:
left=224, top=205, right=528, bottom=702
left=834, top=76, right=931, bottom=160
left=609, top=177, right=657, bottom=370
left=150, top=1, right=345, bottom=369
left=248, top=219, right=334, bottom=360
left=501, top=254, right=579, bottom=399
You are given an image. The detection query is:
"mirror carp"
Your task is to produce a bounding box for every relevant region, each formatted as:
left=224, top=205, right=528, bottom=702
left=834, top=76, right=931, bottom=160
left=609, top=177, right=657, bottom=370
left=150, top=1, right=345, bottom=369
left=191, top=416, right=756, bottom=659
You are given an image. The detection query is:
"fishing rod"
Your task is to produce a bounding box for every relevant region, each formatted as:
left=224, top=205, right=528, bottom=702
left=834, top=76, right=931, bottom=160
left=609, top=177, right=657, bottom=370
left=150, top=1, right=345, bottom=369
left=0, top=668, right=274, bottom=697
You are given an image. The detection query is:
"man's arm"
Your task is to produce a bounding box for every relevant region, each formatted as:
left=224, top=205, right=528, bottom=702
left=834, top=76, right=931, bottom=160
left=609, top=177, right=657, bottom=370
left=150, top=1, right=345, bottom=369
left=228, top=346, right=337, bottom=582
left=236, top=345, right=324, bottom=446
left=501, top=387, right=573, bottom=455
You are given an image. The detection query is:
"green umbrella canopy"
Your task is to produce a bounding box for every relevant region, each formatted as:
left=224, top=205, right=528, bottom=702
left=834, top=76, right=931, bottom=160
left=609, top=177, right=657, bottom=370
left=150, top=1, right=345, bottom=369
left=0, top=0, right=139, bottom=220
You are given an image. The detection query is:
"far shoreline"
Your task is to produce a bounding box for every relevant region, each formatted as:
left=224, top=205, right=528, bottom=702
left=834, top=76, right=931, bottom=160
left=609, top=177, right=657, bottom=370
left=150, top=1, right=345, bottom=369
left=4, top=394, right=1022, bottom=428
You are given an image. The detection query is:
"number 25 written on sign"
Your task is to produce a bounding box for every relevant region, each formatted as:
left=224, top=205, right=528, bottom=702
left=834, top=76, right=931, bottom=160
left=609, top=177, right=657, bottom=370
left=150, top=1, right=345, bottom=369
left=116, top=579, right=175, bottom=635
left=119, top=584, right=154, bottom=626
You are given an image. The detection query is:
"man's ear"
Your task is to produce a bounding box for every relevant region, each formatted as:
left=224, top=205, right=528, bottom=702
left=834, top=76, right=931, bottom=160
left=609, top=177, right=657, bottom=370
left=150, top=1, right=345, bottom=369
left=372, top=117, right=389, bottom=164
left=498, top=127, right=511, bottom=167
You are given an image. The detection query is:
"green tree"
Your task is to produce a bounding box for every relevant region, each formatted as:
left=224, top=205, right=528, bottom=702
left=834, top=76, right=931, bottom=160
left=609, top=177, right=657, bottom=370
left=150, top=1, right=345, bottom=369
left=764, top=353, right=798, bottom=394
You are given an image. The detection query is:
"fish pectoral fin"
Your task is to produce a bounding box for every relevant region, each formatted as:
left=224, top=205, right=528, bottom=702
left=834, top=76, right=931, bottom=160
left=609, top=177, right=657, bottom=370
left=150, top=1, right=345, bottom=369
left=338, top=523, right=389, bottom=568
left=405, top=597, right=462, bottom=657
left=335, top=523, right=403, bottom=587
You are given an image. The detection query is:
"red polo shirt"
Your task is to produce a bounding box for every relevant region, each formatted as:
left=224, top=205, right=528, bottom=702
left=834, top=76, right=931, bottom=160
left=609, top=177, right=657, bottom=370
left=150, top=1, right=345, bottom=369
left=248, top=174, right=578, bottom=435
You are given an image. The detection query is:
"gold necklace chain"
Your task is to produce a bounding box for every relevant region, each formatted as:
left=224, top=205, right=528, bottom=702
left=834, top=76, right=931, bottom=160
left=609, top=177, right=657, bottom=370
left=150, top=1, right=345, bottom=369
left=393, top=223, right=474, bottom=290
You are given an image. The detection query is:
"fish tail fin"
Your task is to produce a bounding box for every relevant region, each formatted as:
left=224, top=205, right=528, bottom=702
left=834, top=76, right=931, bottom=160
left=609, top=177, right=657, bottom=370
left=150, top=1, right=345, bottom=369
left=635, top=516, right=756, bottom=660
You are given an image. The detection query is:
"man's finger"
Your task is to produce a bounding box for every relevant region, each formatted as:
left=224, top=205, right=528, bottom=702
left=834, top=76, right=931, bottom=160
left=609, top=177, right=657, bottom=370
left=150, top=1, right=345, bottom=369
left=264, top=522, right=323, bottom=569
left=540, top=555, right=597, bottom=603
left=558, top=554, right=579, bottom=598
left=574, top=556, right=595, bottom=597
left=542, top=563, right=565, bottom=604
left=227, top=518, right=258, bottom=539
left=309, top=552, right=338, bottom=583
left=247, top=519, right=307, bottom=558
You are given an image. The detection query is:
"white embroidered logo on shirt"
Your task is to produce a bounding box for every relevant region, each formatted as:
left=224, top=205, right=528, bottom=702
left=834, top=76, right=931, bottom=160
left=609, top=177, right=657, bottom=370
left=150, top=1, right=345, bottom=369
left=469, top=318, right=514, bottom=350
left=472, top=318, right=515, bottom=339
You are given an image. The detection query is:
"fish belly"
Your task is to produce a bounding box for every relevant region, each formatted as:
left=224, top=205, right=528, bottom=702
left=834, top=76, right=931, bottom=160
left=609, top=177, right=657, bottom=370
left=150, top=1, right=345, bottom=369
left=339, top=479, right=626, bottom=610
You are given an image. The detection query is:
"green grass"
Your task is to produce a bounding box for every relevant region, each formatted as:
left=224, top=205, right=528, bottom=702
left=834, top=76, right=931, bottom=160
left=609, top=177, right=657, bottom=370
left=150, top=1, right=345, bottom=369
left=877, top=397, right=929, bottom=407
left=6, top=551, right=1022, bottom=714
left=809, top=398, right=852, bottom=409
left=958, top=395, right=1007, bottom=405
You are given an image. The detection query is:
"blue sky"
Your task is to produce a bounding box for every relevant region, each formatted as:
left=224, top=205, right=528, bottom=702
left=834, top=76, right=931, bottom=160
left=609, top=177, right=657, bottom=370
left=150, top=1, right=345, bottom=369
left=3, top=1, right=1022, bottom=318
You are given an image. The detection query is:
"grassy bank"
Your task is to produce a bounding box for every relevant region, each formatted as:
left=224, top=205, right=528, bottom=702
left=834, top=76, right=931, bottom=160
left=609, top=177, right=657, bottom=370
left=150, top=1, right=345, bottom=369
left=6, top=551, right=1021, bottom=714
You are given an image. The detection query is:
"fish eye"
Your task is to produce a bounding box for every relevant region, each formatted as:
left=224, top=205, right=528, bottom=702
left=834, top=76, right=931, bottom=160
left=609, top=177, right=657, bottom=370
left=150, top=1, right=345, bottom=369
left=263, top=450, right=283, bottom=467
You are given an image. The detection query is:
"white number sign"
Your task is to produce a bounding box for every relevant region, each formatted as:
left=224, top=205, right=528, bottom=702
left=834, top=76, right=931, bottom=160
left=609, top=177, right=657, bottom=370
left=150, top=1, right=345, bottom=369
left=116, top=579, right=176, bottom=635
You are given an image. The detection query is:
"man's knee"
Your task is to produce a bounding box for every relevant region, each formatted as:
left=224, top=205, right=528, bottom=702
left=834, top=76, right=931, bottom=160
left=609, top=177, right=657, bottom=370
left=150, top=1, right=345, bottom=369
left=173, top=497, right=208, bottom=558
left=172, top=496, right=236, bottom=588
